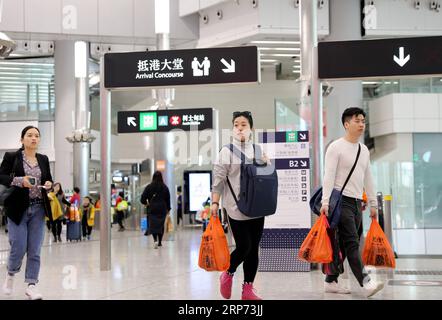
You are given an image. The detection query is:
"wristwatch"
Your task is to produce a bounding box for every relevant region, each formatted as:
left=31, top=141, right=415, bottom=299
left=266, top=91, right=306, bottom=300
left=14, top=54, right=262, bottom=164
left=212, top=202, right=219, bottom=206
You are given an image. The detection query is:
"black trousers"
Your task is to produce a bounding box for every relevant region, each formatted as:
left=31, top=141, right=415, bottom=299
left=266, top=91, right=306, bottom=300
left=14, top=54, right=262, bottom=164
left=227, top=216, right=265, bottom=283
left=325, top=196, right=368, bottom=286
left=81, top=216, right=92, bottom=237
left=117, top=210, right=125, bottom=229
left=51, top=219, right=62, bottom=238
left=152, top=233, right=163, bottom=245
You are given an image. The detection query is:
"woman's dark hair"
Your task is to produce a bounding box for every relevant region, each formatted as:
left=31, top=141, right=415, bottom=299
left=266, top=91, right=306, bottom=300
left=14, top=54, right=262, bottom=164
left=53, top=182, right=64, bottom=196
left=20, top=126, right=41, bottom=149
left=151, top=171, right=165, bottom=186
left=232, top=111, right=253, bottom=129
left=74, top=187, right=80, bottom=194
left=84, top=196, right=94, bottom=205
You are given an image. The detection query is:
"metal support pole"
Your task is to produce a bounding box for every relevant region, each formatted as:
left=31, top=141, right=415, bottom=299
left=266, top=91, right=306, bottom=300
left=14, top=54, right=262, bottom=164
left=377, top=192, right=384, bottom=230
left=100, top=56, right=111, bottom=271
left=383, top=194, right=397, bottom=257
left=300, top=0, right=323, bottom=190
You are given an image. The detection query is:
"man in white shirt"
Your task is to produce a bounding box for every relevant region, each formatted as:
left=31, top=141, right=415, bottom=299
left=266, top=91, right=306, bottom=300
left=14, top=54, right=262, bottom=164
left=320, top=107, right=384, bottom=298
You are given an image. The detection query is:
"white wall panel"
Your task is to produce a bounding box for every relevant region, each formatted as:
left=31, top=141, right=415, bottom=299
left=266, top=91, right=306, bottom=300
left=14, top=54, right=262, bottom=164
left=414, top=119, right=439, bottom=132
left=393, top=94, right=413, bottom=119
left=133, top=0, right=155, bottom=38
left=369, top=93, right=442, bottom=137
left=363, top=0, right=442, bottom=37
left=179, top=0, right=199, bottom=17
left=98, top=0, right=134, bottom=37
left=414, top=94, right=439, bottom=118
left=24, top=0, right=61, bottom=33
left=61, top=0, right=98, bottom=35
left=0, top=121, right=38, bottom=150
left=170, top=0, right=199, bottom=41
left=425, top=229, right=442, bottom=255
left=0, top=0, right=25, bottom=32
left=395, top=229, right=426, bottom=255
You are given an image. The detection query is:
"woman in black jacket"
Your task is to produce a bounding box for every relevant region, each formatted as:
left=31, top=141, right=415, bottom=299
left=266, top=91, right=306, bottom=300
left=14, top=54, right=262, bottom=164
left=0, top=126, right=53, bottom=300
left=140, top=171, right=171, bottom=249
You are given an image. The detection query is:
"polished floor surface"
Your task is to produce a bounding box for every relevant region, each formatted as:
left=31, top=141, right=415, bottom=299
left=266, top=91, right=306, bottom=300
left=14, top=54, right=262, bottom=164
left=0, top=224, right=441, bottom=300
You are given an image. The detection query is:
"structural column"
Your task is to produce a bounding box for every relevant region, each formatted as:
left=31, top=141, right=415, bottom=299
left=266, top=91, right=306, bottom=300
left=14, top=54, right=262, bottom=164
left=153, top=0, right=176, bottom=229
left=325, top=0, right=363, bottom=145
left=54, top=41, right=75, bottom=189
left=300, top=0, right=323, bottom=190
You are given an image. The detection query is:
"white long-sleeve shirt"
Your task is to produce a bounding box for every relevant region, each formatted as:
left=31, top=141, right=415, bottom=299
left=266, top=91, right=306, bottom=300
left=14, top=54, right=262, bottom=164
left=321, top=138, right=377, bottom=208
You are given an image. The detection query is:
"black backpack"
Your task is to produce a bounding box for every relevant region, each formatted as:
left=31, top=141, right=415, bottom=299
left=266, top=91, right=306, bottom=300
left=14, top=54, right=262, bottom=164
left=226, top=144, right=278, bottom=218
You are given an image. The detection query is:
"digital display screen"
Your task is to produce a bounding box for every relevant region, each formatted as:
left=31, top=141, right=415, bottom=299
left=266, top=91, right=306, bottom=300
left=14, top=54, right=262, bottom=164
left=189, top=172, right=211, bottom=212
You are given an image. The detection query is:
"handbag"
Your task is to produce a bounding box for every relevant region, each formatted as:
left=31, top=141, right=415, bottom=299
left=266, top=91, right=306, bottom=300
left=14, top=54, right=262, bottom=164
left=0, top=156, right=19, bottom=206
left=309, top=143, right=361, bottom=228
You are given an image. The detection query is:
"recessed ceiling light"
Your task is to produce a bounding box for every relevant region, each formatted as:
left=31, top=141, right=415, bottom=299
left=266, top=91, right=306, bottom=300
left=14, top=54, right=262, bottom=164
left=251, top=40, right=300, bottom=45
left=260, top=53, right=300, bottom=57
left=258, top=47, right=300, bottom=51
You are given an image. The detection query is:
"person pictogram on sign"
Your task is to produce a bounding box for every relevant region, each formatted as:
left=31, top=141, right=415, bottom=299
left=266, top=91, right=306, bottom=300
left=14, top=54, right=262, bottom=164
left=192, top=57, right=211, bottom=77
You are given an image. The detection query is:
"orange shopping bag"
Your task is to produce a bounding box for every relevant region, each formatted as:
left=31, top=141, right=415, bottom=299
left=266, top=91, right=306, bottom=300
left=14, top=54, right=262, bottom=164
left=298, top=213, right=333, bottom=263
left=198, top=215, right=230, bottom=271
left=362, top=218, right=396, bottom=268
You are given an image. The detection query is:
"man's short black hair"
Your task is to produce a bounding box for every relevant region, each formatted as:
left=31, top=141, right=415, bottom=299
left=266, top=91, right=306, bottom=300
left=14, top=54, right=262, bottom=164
left=74, top=187, right=80, bottom=193
left=341, top=107, right=366, bottom=127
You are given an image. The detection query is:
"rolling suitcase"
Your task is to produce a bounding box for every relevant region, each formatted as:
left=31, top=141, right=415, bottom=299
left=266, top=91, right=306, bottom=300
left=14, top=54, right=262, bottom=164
left=66, top=221, right=82, bottom=242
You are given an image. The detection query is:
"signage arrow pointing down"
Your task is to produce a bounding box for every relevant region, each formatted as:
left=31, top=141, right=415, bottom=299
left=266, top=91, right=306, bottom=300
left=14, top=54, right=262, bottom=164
left=127, top=117, right=136, bottom=127
left=221, top=58, right=235, bottom=73
left=301, top=160, right=307, bottom=167
left=299, top=133, right=306, bottom=140
left=393, top=47, right=410, bottom=67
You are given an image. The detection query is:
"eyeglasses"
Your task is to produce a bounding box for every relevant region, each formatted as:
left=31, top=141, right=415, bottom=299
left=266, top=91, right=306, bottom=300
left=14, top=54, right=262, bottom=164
left=233, top=111, right=252, bottom=118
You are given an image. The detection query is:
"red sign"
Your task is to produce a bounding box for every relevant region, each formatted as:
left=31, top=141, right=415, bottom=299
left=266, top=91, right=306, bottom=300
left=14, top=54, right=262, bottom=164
left=170, top=115, right=181, bottom=126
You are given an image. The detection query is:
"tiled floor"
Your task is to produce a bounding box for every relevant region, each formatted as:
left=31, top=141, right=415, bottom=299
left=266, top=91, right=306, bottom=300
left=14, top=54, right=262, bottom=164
left=0, top=225, right=441, bottom=300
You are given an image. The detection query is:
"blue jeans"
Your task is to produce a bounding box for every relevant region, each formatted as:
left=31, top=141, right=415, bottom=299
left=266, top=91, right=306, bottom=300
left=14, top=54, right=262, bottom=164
left=7, top=203, right=46, bottom=284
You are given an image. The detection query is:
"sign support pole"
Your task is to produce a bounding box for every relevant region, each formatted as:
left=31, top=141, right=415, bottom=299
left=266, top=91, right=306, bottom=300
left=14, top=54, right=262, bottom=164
left=100, top=56, right=112, bottom=271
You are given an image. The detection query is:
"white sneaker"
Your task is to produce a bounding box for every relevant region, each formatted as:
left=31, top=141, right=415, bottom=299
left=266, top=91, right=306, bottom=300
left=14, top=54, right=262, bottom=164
left=324, top=281, right=351, bottom=294
left=25, top=284, right=43, bottom=300
left=2, top=273, right=14, bottom=295
left=363, top=279, right=384, bottom=298
left=153, top=242, right=158, bottom=249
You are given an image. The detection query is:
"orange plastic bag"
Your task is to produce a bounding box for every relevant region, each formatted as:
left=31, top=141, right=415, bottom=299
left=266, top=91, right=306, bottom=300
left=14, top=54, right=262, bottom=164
left=298, top=213, right=333, bottom=263
left=198, top=215, right=230, bottom=271
left=362, top=218, right=396, bottom=268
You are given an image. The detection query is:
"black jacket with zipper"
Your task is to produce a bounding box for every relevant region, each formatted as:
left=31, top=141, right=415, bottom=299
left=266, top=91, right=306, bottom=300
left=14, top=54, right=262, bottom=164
left=0, top=149, right=53, bottom=225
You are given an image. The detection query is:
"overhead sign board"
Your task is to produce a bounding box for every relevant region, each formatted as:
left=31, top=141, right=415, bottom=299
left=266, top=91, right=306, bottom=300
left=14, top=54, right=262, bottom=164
left=117, top=108, right=213, bottom=133
left=104, top=46, right=259, bottom=88
left=318, top=36, right=442, bottom=79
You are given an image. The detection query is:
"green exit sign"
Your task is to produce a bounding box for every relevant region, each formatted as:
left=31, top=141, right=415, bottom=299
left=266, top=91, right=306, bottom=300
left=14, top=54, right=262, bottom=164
left=139, top=112, right=158, bottom=131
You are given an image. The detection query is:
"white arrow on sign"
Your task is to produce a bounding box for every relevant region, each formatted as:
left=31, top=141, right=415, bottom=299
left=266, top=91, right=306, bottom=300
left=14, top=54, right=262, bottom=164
left=301, top=160, right=307, bottom=167
left=127, top=117, right=136, bottom=127
left=299, top=133, right=307, bottom=140
left=393, top=47, right=410, bottom=67
left=220, top=58, right=235, bottom=73
left=277, top=105, right=287, bottom=117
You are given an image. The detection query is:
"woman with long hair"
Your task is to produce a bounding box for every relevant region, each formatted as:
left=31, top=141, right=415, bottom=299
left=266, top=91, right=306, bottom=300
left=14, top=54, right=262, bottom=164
left=48, top=182, right=70, bottom=242
left=140, top=171, right=171, bottom=249
left=0, top=126, right=53, bottom=299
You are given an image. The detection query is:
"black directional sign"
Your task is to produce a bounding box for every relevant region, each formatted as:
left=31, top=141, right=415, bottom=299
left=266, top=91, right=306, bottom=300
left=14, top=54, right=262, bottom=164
left=318, top=36, right=442, bottom=79
left=104, top=46, right=259, bottom=89
left=117, top=108, right=213, bottom=133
